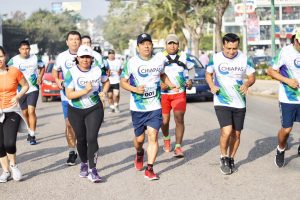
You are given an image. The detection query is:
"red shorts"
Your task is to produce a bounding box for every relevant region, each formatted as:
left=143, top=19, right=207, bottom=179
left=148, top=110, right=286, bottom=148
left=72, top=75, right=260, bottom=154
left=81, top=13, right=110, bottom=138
left=161, top=92, right=186, bottom=114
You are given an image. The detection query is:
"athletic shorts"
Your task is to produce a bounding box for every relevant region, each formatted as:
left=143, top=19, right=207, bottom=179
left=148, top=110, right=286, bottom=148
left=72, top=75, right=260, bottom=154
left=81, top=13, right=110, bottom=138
left=279, top=102, right=300, bottom=128
left=108, top=83, right=120, bottom=93
left=214, top=106, right=246, bottom=131
left=19, top=90, right=39, bottom=110
left=161, top=93, right=186, bottom=114
left=131, top=109, right=162, bottom=137
left=61, top=100, right=69, bottom=119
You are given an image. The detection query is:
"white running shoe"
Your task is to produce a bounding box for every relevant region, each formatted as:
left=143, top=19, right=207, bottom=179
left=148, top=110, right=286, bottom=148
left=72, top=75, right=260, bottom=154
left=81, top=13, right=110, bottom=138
left=0, top=171, right=11, bottom=183
left=10, top=165, right=22, bottom=181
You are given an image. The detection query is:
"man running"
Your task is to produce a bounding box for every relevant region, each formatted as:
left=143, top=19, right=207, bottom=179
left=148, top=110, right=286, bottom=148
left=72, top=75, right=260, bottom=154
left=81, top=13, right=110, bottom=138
left=120, top=33, right=177, bottom=180
left=106, top=49, right=122, bottom=113
left=205, top=33, right=255, bottom=175
left=8, top=40, right=45, bottom=145
left=156, top=34, right=195, bottom=157
left=268, top=29, right=300, bottom=168
left=52, top=31, right=81, bottom=166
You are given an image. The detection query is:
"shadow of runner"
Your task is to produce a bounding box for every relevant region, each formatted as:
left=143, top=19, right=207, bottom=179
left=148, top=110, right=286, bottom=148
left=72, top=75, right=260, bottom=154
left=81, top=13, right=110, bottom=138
left=157, top=129, right=220, bottom=174
left=236, top=136, right=277, bottom=167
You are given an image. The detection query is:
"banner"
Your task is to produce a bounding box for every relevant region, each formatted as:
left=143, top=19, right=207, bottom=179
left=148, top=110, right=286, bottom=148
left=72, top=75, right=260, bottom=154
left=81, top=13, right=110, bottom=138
left=246, top=14, right=260, bottom=42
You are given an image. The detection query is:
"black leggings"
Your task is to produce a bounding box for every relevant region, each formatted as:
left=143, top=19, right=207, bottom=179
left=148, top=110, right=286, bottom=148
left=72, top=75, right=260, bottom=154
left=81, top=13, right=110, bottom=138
left=68, top=103, right=104, bottom=168
left=0, top=112, right=21, bottom=157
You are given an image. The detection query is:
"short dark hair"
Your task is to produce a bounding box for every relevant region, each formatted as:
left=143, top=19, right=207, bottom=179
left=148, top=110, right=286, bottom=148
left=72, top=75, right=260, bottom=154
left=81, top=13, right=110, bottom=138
left=66, top=31, right=81, bottom=40
left=291, top=34, right=296, bottom=44
left=108, top=49, right=115, bottom=54
left=222, top=33, right=240, bottom=45
left=19, top=40, right=30, bottom=48
left=82, top=35, right=92, bottom=42
left=0, top=46, right=6, bottom=55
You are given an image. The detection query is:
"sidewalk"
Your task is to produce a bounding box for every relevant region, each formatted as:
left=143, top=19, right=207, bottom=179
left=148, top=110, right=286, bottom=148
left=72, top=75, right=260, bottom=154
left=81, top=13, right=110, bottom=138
left=249, top=79, right=279, bottom=98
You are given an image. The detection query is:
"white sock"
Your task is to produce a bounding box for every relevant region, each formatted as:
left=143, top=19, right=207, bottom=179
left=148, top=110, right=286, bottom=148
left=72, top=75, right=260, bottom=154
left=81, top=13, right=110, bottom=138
left=69, top=148, right=76, bottom=153
left=114, top=103, right=118, bottom=107
left=277, top=145, right=285, bottom=152
left=28, top=129, right=35, bottom=137
left=110, top=105, right=115, bottom=109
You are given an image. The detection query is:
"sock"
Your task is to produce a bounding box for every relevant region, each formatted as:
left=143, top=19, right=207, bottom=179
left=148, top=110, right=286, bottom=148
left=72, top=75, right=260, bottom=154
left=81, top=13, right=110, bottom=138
left=69, top=148, right=76, bottom=153
left=114, top=103, right=118, bottom=107
left=110, top=105, right=115, bottom=109
left=28, top=129, right=35, bottom=137
left=175, top=144, right=181, bottom=148
left=220, top=154, right=228, bottom=158
left=277, top=145, right=285, bottom=152
left=163, top=135, right=170, bottom=140
left=147, top=164, right=153, bottom=171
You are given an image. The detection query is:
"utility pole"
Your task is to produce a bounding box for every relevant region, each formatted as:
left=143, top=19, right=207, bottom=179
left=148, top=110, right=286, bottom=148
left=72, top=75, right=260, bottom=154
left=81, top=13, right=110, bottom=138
left=271, top=0, right=276, bottom=57
left=242, top=0, right=248, bottom=55
left=0, top=15, right=3, bottom=46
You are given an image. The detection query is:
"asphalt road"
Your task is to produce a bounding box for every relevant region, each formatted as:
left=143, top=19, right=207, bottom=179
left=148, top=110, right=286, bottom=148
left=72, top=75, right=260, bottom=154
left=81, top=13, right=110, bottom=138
left=1, top=90, right=300, bottom=200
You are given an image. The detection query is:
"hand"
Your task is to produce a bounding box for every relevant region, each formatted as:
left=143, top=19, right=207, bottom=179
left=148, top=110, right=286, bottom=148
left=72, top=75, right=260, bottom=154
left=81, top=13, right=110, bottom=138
left=287, top=78, right=299, bottom=89
left=170, top=85, right=180, bottom=92
left=85, top=82, right=93, bottom=94
left=98, top=91, right=107, bottom=100
left=135, top=85, right=145, bottom=94
left=55, top=79, right=64, bottom=90
left=37, top=76, right=43, bottom=85
left=160, top=82, right=168, bottom=90
left=185, top=80, right=193, bottom=90
left=240, top=84, right=249, bottom=95
left=10, top=95, right=20, bottom=105
left=210, top=85, right=219, bottom=94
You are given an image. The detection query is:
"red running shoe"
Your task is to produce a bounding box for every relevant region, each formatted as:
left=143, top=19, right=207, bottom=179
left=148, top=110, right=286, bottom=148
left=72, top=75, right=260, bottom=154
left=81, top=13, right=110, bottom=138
left=163, top=139, right=171, bottom=152
left=144, top=169, right=159, bottom=180
left=134, top=149, right=144, bottom=171
left=173, top=147, right=184, bottom=158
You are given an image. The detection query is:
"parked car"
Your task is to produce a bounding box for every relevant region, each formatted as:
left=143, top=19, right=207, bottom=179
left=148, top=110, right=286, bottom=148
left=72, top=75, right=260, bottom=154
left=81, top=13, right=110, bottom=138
left=41, top=61, right=62, bottom=102
left=186, top=54, right=213, bottom=101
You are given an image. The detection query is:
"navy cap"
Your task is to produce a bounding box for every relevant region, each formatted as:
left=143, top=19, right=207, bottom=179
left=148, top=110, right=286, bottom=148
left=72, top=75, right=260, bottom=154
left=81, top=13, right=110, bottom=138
left=137, top=33, right=152, bottom=44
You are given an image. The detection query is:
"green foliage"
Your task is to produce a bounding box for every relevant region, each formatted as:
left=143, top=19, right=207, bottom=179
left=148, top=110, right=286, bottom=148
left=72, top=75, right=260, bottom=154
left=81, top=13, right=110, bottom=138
left=199, top=35, right=213, bottom=51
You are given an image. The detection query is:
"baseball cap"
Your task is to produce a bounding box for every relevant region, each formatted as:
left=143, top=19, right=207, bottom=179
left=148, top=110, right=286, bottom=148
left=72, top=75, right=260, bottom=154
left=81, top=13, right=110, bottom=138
left=137, top=33, right=152, bottom=44
left=165, top=34, right=179, bottom=44
left=77, top=45, right=93, bottom=57
left=296, top=29, right=300, bottom=41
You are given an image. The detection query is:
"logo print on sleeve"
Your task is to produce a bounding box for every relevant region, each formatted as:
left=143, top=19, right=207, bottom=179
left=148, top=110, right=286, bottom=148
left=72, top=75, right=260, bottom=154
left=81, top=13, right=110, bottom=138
left=294, top=58, right=300, bottom=68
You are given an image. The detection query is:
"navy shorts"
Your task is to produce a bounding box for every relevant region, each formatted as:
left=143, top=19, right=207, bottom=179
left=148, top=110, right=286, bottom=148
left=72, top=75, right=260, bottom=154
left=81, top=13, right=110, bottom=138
left=131, top=109, right=162, bottom=137
left=214, top=106, right=246, bottom=131
left=279, top=102, right=300, bottom=128
left=19, top=90, right=39, bottom=110
left=61, top=100, right=69, bottom=119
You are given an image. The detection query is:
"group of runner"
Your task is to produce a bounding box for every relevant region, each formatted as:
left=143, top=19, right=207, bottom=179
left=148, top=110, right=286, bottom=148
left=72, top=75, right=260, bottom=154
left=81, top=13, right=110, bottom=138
left=1, top=29, right=300, bottom=183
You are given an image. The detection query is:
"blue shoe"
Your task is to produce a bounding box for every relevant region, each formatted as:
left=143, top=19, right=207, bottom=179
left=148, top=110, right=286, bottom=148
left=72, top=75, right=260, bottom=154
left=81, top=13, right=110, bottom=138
left=88, top=168, right=101, bottom=183
left=29, top=136, right=37, bottom=145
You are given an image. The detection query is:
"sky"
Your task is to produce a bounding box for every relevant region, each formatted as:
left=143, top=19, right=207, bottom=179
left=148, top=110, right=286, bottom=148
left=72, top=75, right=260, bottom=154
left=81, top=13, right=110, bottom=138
left=0, top=0, right=110, bottom=19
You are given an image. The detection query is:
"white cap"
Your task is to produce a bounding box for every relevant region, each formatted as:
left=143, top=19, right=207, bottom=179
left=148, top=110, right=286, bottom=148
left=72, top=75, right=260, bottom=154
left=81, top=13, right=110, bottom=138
left=77, top=45, right=93, bottom=57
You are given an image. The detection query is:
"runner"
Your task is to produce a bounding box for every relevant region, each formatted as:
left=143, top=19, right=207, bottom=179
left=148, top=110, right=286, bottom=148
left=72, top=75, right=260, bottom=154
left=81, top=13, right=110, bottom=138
left=106, top=49, right=122, bottom=113
left=120, top=33, right=177, bottom=180
left=156, top=34, right=195, bottom=157
left=0, top=46, right=29, bottom=182
left=268, top=29, right=300, bottom=168
left=205, top=33, right=255, bottom=175
left=65, top=44, right=109, bottom=183
left=8, top=40, right=45, bottom=145
left=52, top=30, right=81, bottom=166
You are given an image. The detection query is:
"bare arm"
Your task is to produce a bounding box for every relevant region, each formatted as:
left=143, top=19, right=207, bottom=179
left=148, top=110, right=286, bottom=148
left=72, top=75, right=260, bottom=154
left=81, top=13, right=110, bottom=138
left=37, top=67, right=45, bottom=85
left=52, top=68, right=64, bottom=89
left=160, top=73, right=179, bottom=92
left=11, top=77, right=29, bottom=104
left=268, top=67, right=299, bottom=89
left=65, top=82, right=92, bottom=100
left=120, top=78, right=144, bottom=94
left=99, top=79, right=110, bottom=100
left=240, top=73, right=256, bottom=95
left=205, top=72, right=219, bottom=94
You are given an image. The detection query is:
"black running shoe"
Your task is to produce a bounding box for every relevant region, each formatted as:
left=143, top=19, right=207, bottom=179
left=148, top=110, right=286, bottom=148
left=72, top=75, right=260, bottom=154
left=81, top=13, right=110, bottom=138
left=29, top=136, right=37, bottom=145
left=298, top=145, right=300, bottom=156
left=27, top=134, right=31, bottom=142
left=275, top=149, right=285, bottom=168
left=229, top=157, right=238, bottom=173
left=220, top=157, right=231, bottom=175
left=67, top=151, right=77, bottom=166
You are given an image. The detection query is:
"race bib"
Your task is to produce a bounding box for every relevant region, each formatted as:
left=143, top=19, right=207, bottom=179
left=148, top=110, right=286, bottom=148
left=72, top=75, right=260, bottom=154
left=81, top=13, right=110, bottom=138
left=143, top=86, right=157, bottom=99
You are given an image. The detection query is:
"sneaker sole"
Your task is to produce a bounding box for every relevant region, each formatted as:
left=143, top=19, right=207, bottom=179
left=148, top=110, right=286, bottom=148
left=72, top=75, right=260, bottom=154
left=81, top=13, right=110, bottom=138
left=144, top=175, right=159, bottom=181
left=134, top=165, right=144, bottom=171
left=88, top=176, right=101, bottom=183
left=163, top=147, right=172, bottom=153
left=219, top=168, right=232, bottom=175
left=173, top=153, right=184, bottom=158
left=67, top=162, right=77, bottom=166
left=79, top=175, right=88, bottom=178
left=274, top=157, right=285, bottom=168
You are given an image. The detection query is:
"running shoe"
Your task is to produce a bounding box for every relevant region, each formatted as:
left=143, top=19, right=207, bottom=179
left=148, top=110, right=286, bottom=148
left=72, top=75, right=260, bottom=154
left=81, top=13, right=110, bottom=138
left=229, top=157, right=238, bottom=173
left=10, top=165, right=22, bottom=181
left=0, top=171, right=11, bottom=183
left=67, top=151, right=77, bottom=166
left=26, top=134, right=30, bottom=142
left=134, top=149, right=144, bottom=171
left=29, top=136, right=37, bottom=145
left=163, top=139, right=171, bottom=153
left=88, top=168, right=101, bottom=183
left=275, top=149, right=285, bottom=168
left=298, top=145, right=300, bottom=156
left=220, top=157, right=231, bottom=175
left=114, top=106, right=120, bottom=113
left=144, top=169, right=159, bottom=180
left=79, top=163, right=88, bottom=178
left=173, top=147, right=184, bottom=158
left=108, top=108, right=115, bottom=113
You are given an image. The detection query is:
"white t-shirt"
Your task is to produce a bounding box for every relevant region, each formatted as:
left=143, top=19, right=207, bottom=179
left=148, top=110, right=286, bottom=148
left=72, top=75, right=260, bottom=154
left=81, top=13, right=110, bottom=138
left=206, top=50, right=255, bottom=108
left=107, top=59, right=122, bottom=84
left=121, top=54, right=165, bottom=112
left=65, top=65, right=108, bottom=109
left=156, top=51, right=194, bottom=94
left=53, top=50, right=77, bottom=101
left=8, top=54, right=44, bottom=94
left=273, top=44, right=300, bottom=104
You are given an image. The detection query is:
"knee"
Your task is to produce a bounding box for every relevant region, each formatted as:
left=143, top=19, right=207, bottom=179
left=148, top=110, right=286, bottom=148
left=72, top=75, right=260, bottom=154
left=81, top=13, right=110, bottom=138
left=281, top=128, right=292, bottom=135
left=28, top=109, right=36, bottom=116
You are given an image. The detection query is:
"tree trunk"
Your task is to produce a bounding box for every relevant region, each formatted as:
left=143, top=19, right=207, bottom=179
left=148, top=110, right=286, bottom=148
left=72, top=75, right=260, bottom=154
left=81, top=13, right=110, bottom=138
left=215, top=0, right=230, bottom=52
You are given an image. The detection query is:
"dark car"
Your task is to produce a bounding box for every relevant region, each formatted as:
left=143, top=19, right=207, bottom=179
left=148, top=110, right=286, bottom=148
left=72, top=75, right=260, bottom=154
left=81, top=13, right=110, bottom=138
left=186, top=54, right=213, bottom=101
left=41, top=61, right=62, bottom=102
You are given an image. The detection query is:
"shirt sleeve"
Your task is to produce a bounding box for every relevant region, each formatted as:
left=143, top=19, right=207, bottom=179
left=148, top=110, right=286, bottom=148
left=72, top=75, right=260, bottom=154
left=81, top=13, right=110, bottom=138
left=120, top=60, right=131, bottom=79
left=64, top=70, right=74, bottom=89
left=37, top=56, right=45, bottom=68
left=206, top=57, right=214, bottom=73
left=185, top=54, right=195, bottom=70
left=15, top=68, right=24, bottom=82
left=53, top=55, right=61, bottom=70
left=7, top=58, right=13, bottom=67
left=272, top=48, right=284, bottom=70
left=246, top=57, right=255, bottom=75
